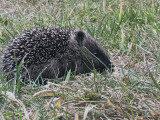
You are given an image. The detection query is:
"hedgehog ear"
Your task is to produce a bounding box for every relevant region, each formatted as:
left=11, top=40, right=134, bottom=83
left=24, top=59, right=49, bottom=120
left=75, top=30, right=86, bottom=47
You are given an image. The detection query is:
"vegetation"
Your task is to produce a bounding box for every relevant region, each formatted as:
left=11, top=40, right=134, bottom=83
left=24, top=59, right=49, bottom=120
left=0, top=0, right=160, bottom=119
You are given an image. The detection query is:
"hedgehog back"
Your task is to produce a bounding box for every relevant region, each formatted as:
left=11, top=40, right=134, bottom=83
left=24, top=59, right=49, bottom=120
left=2, top=28, right=71, bottom=73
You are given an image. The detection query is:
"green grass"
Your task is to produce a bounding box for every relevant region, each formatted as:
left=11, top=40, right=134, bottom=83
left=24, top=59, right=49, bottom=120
left=0, top=0, right=160, bottom=119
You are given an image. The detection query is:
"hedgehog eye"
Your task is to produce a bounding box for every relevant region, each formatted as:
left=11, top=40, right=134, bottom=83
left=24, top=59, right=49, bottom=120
left=92, top=51, right=98, bottom=56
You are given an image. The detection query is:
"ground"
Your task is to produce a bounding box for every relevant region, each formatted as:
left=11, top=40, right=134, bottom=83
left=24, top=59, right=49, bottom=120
left=0, top=0, right=160, bottom=120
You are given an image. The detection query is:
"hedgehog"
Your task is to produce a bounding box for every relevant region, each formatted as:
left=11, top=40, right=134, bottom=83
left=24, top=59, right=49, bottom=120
left=1, top=27, right=114, bottom=83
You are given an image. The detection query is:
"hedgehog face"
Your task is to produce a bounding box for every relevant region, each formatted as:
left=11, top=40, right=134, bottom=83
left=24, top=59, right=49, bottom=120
left=70, top=30, right=114, bottom=74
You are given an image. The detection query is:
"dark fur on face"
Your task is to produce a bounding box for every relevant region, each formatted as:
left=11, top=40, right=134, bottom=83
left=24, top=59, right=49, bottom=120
left=1, top=28, right=114, bottom=83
